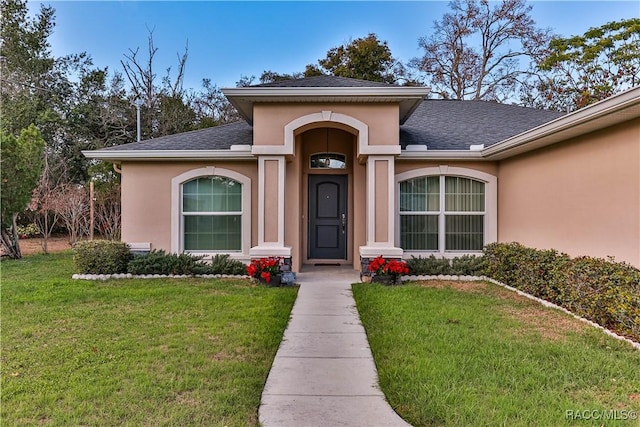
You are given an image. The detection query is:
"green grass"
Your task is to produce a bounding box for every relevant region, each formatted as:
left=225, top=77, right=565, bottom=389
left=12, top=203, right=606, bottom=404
left=353, top=281, right=640, bottom=427
left=1, top=252, right=297, bottom=426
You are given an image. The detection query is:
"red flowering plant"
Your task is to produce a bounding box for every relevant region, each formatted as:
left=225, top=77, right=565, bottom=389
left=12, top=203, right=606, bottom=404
left=247, top=257, right=283, bottom=284
left=367, top=255, right=409, bottom=284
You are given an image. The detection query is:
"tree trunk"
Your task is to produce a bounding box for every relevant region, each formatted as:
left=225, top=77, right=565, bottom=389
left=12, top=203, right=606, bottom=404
left=1, top=213, right=22, bottom=259
left=12, top=213, right=22, bottom=259
left=42, top=213, right=49, bottom=254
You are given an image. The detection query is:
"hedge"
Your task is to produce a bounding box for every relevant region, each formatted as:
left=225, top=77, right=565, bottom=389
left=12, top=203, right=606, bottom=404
left=483, top=242, right=640, bottom=342
left=406, top=254, right=485, bottom=276
left=127, top=250, right=246, bottom=276
left=73, top=243, right=247, bottom=277
left=73, top=240, right=133, bottom=274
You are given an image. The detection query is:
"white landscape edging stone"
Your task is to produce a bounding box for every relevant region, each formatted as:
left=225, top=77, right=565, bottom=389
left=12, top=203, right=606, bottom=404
left=401, top=274, right=640, bottom=351
left=72, top=273, right=250, bottom=281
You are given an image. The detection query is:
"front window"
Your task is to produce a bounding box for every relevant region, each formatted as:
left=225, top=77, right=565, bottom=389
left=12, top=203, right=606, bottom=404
left=182, top=176, right=242, bottom=251
left=400, top=176, right=485, bottom=252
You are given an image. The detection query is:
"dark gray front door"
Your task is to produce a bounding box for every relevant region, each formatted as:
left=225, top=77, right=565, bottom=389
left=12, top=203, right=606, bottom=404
left=309, top=175, right=347, bottom=259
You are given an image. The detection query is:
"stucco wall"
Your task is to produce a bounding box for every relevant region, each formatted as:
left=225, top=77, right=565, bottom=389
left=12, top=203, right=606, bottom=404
left=120, top=161, right=258, bottom=252
left=253, top=103, right=399, bottom=148
left=498, top=118, right=640, bottom=267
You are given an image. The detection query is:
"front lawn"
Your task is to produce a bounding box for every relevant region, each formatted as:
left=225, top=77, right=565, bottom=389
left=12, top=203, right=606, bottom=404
left=1, top=252, right=297, bottom=426
left=353, top=281, right=640, bottom=426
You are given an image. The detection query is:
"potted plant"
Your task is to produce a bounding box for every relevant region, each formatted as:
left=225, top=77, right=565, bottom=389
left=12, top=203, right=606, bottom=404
left=367, top=255, right=409, bottom=285
left=247, top=257, right=283, bottom=286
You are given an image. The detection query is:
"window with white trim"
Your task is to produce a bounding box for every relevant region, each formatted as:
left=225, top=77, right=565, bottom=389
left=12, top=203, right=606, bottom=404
left=399, top=176, right=485, bottom=252
left=182, top=176, right=242, bottom=251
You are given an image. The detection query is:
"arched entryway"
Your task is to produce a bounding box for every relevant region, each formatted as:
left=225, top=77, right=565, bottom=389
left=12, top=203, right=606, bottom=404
left=298, top=127, right=360, bottom=265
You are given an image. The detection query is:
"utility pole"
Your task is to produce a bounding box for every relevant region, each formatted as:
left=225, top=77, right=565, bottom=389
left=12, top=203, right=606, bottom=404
left=134, top=99, right=144, bottom=142
left=89, top=180, right=95, bottom=240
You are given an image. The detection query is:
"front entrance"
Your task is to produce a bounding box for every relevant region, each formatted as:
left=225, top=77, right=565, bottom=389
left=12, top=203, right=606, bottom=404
left=308, top=175, right=347, bottom=260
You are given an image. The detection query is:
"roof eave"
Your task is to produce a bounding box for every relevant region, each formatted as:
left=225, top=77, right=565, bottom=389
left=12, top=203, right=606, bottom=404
left=82, top=149, right=256, bottom=162
left=398, top=150, right=485, bottom=160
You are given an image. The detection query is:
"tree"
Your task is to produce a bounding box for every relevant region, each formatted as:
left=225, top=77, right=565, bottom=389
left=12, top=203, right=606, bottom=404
left=192, top=78, right=241, bottom=126
left=0, top=125, right=45, bottom=258
left=411, top=0, right=551, bottom=101
left=318, top=33, right=406, bottom=84
left=28, top=154, right=66, bottom=254
left=251, top=33, right=416, bottom=86
left=524, top=18, right=640, bottom=111
left=120, top=28, right=196, bottom=139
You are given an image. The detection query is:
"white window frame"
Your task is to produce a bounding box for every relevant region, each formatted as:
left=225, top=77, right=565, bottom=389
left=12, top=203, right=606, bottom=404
left=171, top=166, right=251, bottom=260
left=395, top=166, right=497, bottom=258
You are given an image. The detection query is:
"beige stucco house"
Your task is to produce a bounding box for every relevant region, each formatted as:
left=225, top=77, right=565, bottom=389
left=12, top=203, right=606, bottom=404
left=84, top=76, right=640, bottom=271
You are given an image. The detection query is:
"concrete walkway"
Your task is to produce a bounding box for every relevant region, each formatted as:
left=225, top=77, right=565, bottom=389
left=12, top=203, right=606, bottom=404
left=259, top=267, right=411, bottom=427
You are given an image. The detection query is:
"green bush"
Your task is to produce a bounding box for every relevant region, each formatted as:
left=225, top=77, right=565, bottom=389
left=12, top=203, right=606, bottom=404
left=127, top=250, right=211, bottom=276
left=17, top=223, right=40, bottom=238
left=209, top=254, right=247, bottom=275
left=451, top=255, right=486, bottom=276
left=406, top=254, right=485, bottom=276
left=73, top=240, right=133, bottom=274
left=483, top=242, right=570, bottom=303
left=483, top=242, right=640, bottom=342
left=126, top=251, right=246, bottom=276
left=560, top=257, right=640, bottom=340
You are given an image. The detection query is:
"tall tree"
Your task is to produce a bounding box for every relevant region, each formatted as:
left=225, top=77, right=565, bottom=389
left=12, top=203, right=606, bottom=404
left=523, top=18, right=640, bottom=111
left=411, top=0, right=551, bottom=101
left=1, top=125, right=45, bottom=258
left=120, top=28, right=196, bottom=139
left=192, top=78, right=241, bottom=126
left=252, top=34, right=416, bottom=85
left=318, top=33, right=406, bottom=84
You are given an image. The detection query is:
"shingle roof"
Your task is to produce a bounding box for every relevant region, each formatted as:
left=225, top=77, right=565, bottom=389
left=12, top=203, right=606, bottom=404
left=400, top=100, right=565, bottom=150
left=98, top=99, right=564, bottom=152
left=102, top=121, right=252, bottom=151
left=253, top=75, right=396, bottom=88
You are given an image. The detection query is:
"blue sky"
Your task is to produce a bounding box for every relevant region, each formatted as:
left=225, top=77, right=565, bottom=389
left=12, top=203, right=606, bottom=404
left=31, top=1, right=640, bottom=90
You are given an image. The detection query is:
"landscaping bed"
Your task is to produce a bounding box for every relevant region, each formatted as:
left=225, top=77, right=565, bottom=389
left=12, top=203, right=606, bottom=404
left=353, top=280, right=640, bottom=426
left=1, top=252, right=297, bottom=426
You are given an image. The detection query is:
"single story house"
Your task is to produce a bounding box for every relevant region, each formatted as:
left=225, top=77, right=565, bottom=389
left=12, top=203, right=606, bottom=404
left=84, top=76, right=640, bottom=271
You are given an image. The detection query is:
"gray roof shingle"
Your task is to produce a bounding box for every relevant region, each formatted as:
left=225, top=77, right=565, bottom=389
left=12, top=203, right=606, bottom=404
left=103, top=121, right=252, bottom=151
left=400, top=100, right=565, bottom=150
left=99, top=98, right=564, bottom=152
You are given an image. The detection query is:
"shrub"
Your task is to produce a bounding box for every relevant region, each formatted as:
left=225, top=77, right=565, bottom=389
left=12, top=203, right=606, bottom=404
left=127, top=250, right=212, bottom=276
left=406, top=255, right=451, bottom=275
left=209, top=254, right=247, bottom=275
left=560, top=257, right=640, bottom=340
left=17, top=223, right=40, bottom=239
left=406, top=254, right=485, bottom=276
left=73, top=240, right=132, bottom=274
left=483, top=242, right=569, bottom=303
left=483, top=242, right=640, bottom=342
left=451, top=255, right=486, bottom=276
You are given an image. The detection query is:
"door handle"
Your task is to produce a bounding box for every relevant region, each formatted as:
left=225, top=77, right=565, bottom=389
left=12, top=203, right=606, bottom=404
left=341, top=213, right=346, bottom=234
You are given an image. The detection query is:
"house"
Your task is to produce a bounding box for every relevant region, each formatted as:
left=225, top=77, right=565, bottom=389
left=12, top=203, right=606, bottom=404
left=84, top=76, right=640, bottom=271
